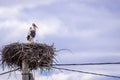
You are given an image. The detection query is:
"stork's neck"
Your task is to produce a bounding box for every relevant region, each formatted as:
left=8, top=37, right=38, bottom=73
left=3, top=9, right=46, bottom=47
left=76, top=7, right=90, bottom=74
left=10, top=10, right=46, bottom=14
left=30, top=26, right=36, bottom=31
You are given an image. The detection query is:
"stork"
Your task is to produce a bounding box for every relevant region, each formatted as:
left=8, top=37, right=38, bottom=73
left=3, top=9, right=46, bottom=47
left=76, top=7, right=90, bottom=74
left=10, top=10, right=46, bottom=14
left=27, top=23, right=38, bottom=43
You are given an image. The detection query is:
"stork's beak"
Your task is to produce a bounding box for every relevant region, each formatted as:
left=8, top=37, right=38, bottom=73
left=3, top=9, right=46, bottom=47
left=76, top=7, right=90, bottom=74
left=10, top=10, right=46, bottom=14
left=32, top=23, right=38, bottom=29
left=33, top=26, right=38, bottom=29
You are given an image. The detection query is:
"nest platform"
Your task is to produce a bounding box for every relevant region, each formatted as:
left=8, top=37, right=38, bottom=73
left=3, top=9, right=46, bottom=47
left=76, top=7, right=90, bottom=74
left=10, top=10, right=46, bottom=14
left=1, top=42, right=55, bottom=71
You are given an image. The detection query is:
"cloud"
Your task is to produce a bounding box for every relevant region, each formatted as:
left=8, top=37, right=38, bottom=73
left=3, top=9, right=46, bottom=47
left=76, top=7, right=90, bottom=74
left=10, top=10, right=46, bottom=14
left=0, top=0, right=58, bottom=8
left=80, top=74, right=94, bottom=80
left=37, top=17, right=63, bottom=38
left=58, top=28, right=100, bottom=38
left=43, top=0, right=119, bottom=40
left=35, top=72, right=93, bottom=80
left=35, top=73, right=69, bottom=80
left=0, top=20, right=28, bottom=43
left=56, top=51, right=120, bottom=64
left=0, top=0, right=60, bottom=20
left=0, top=6, right=22, bottom=19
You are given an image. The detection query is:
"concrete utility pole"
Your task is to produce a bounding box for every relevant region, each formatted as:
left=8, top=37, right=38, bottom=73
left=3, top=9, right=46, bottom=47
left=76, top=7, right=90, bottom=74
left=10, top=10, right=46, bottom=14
left=22, top=60, right=34, bottom=80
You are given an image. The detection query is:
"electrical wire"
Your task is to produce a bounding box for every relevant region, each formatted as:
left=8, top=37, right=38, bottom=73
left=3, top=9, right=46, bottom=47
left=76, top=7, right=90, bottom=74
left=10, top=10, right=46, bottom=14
left=53, top=62, right=120, bottom=66
left=0, top=68, right=19, bottom=76
left=53, top=67, right=120, bottom=79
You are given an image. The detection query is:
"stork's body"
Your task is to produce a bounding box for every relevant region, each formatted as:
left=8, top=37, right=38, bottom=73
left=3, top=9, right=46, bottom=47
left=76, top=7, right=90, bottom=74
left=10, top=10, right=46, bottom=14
left=27, top=23, right=38, bottom=43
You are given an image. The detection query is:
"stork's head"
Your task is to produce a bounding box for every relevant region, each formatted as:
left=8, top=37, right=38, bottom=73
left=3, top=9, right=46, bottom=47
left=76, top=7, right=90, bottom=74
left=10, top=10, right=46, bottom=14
left=32, top=23, right=38, bottom=29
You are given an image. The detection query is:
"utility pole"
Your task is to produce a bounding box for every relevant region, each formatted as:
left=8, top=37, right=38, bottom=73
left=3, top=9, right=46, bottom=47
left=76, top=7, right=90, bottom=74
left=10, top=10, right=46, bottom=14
left=22, top=60, right=34, bottom=80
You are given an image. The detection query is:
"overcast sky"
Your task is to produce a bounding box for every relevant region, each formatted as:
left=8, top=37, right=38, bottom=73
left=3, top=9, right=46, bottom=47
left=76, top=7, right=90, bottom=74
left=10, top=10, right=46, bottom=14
left=0, top=0, right=120, bottom=80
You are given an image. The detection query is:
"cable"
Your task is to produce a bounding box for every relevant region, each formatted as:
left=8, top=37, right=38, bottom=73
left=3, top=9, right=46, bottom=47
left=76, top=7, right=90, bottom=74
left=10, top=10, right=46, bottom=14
left=0, top=68, right=19, bottom=76
left=55, top=49, right=73, bottom=53
left=53, top=67, right=120, bottom=79
left=53, top=62, right=120, bottom=66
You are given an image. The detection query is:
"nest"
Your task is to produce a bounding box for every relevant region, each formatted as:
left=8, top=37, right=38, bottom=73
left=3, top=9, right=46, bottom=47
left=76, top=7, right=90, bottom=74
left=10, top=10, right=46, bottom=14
left=1, top=42, right=55, bottom=71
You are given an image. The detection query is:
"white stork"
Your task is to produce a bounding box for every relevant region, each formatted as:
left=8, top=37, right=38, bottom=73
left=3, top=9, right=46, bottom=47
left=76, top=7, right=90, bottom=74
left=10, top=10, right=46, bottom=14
left=27, top=23, right=38, bottom=43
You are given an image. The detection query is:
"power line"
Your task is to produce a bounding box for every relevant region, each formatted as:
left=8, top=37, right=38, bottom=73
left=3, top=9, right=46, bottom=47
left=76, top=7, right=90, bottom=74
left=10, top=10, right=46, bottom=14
left=55, top=49, right=73, bottom=53
left=0, top=68, right=19, bottom=76
left=53, top=62, right=120, bottom=66
left=53, top=67, right=120, bottom=79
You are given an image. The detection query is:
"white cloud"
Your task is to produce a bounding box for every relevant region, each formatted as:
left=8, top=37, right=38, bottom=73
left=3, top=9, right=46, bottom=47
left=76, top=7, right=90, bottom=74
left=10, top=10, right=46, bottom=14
left=0, top=0, right=58, bottom=8
left=43, top=1, right=118, bottom=39
left=37, top=17, right=63, bottom=38
left=0, top=6, right=22, bottom=19
left=80, top=74, right=93, bottom=80
left=35, top=71, right=100, bottom=80
left=35, top=73, right=69, bottom=80
left=0, top=20, right=28, bottom=43
left=59, top=28, right=100, bottom=38
left=16, top=0, right=56, bottom=8
left=56, top=51, right=120, bottom=64
left=35, top=73, right=74, bottom=80
left=0, top=0, right=59, bottom=19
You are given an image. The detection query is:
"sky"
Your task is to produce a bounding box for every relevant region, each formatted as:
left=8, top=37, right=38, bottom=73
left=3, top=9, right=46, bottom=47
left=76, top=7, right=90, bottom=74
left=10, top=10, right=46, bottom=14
left=0, top=0, right=120, bottom=80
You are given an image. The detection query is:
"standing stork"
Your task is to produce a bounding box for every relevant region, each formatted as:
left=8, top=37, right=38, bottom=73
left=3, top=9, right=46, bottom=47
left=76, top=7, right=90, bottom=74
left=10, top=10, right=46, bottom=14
left=27, top=23, right=38, bottom=43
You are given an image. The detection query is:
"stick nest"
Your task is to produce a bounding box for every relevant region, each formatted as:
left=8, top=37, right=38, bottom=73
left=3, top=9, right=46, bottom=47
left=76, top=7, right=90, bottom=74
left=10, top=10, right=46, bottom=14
left=1, top=42, right=56, bottom=71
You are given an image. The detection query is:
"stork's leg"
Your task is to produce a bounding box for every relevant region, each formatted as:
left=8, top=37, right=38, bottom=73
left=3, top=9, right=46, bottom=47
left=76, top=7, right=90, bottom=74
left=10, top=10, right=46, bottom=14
left=30, top=36, right=34, bottom=43
left=31, top=38, right=34, bottom=43
left=28, top=36, right=32, bottom=43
